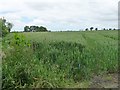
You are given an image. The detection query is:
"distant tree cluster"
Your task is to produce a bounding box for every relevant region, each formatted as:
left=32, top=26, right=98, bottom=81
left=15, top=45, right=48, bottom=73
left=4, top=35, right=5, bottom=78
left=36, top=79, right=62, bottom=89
left=85, top=27, right=117, bottom=31
left=0, top=17, right=13, bottom=37
left=24, top=26, right=48, bottom=32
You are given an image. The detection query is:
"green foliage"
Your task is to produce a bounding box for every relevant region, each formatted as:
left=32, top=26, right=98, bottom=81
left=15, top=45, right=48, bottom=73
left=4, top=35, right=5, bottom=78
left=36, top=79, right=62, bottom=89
left=24, top=26, right=29, bottom=32
left=2, top=33, right=33, bottom=89
left=33, top=42, right=85, bottom=77
left=2, top=30, right=118, bottom=88
left=1, top=28, right=9, bottom=37
left=0, top=18, right=13, bottom=37
left=38, top=26, right=47, bottom=32
left=24, top=25, right=48, bottom=32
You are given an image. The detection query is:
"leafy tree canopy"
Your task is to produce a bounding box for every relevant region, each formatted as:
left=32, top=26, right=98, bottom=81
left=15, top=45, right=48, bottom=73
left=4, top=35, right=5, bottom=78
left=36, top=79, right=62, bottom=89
left=24, top=25, right=48, bottom=32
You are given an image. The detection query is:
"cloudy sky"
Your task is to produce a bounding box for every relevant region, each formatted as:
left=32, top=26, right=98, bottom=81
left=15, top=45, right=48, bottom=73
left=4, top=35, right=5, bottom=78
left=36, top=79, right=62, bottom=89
left=0, top=0, right=119, bottom=31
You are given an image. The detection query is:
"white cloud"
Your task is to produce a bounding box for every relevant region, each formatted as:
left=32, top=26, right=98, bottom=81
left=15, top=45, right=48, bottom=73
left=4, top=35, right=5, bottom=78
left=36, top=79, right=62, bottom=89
left=0, top=0, right=119, bottom=31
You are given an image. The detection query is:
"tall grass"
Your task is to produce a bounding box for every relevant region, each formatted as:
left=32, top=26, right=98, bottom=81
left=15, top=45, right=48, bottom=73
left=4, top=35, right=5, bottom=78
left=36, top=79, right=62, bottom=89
left=2, top=31, right=118, bottom=88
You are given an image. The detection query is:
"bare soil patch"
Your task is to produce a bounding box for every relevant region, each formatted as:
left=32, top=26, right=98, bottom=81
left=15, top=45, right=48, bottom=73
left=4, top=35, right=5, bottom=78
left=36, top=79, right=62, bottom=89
left=89, top=73, right=118, bottom=88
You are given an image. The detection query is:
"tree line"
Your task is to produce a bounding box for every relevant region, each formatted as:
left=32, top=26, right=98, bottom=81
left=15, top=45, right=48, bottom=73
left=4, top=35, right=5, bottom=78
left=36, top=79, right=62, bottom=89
left=0, top=17, right=13, bottom=37
left=85, top=27, right=117, bottom=31
left=24, top=26, right=48, bottom=32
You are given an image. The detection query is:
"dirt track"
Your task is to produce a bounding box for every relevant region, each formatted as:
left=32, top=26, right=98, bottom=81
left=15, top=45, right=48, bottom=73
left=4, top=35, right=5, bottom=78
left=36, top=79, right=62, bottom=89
left=89, top=73, right=118, bottom=88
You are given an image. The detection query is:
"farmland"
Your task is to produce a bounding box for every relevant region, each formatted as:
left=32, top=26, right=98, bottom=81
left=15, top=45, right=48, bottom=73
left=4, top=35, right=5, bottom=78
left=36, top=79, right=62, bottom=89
left=2, top=30, right=118, bottom=88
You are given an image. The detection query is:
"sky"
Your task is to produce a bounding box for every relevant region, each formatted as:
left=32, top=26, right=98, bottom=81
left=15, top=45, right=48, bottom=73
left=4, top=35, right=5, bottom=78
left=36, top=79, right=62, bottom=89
left=0, top=0, right=119, bottom=31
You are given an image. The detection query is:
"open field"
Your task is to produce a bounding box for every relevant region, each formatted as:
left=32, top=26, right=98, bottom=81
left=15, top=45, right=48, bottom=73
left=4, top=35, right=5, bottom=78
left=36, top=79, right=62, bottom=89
left=2, top=30, right=118, bottom=88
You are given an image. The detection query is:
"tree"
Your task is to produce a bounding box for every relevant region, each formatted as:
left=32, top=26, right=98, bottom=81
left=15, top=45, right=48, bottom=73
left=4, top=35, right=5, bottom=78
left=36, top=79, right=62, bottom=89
left=39, top=26, right=47, bottom=32
left=85, top=28, right=88, bottom=31
left=0, top=18, right=13, bottom=37
left=90, top=27, right=94, bottom=31
left=29, top=26, right=35, bottom=32
left=109, top=28, right=112, bottom=30
left=6, top=22, right=13, bottom=32
left=24, top=25, right=48, bottom=32
left=113, top=28, right=116, bottom=30
left=35, top=26, right=40, bottom=32
left=95, top=28, right=98, bottom=31
left=0, top=18, right=6, bottom=29
left=24, top=26, right=29, bottom=32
